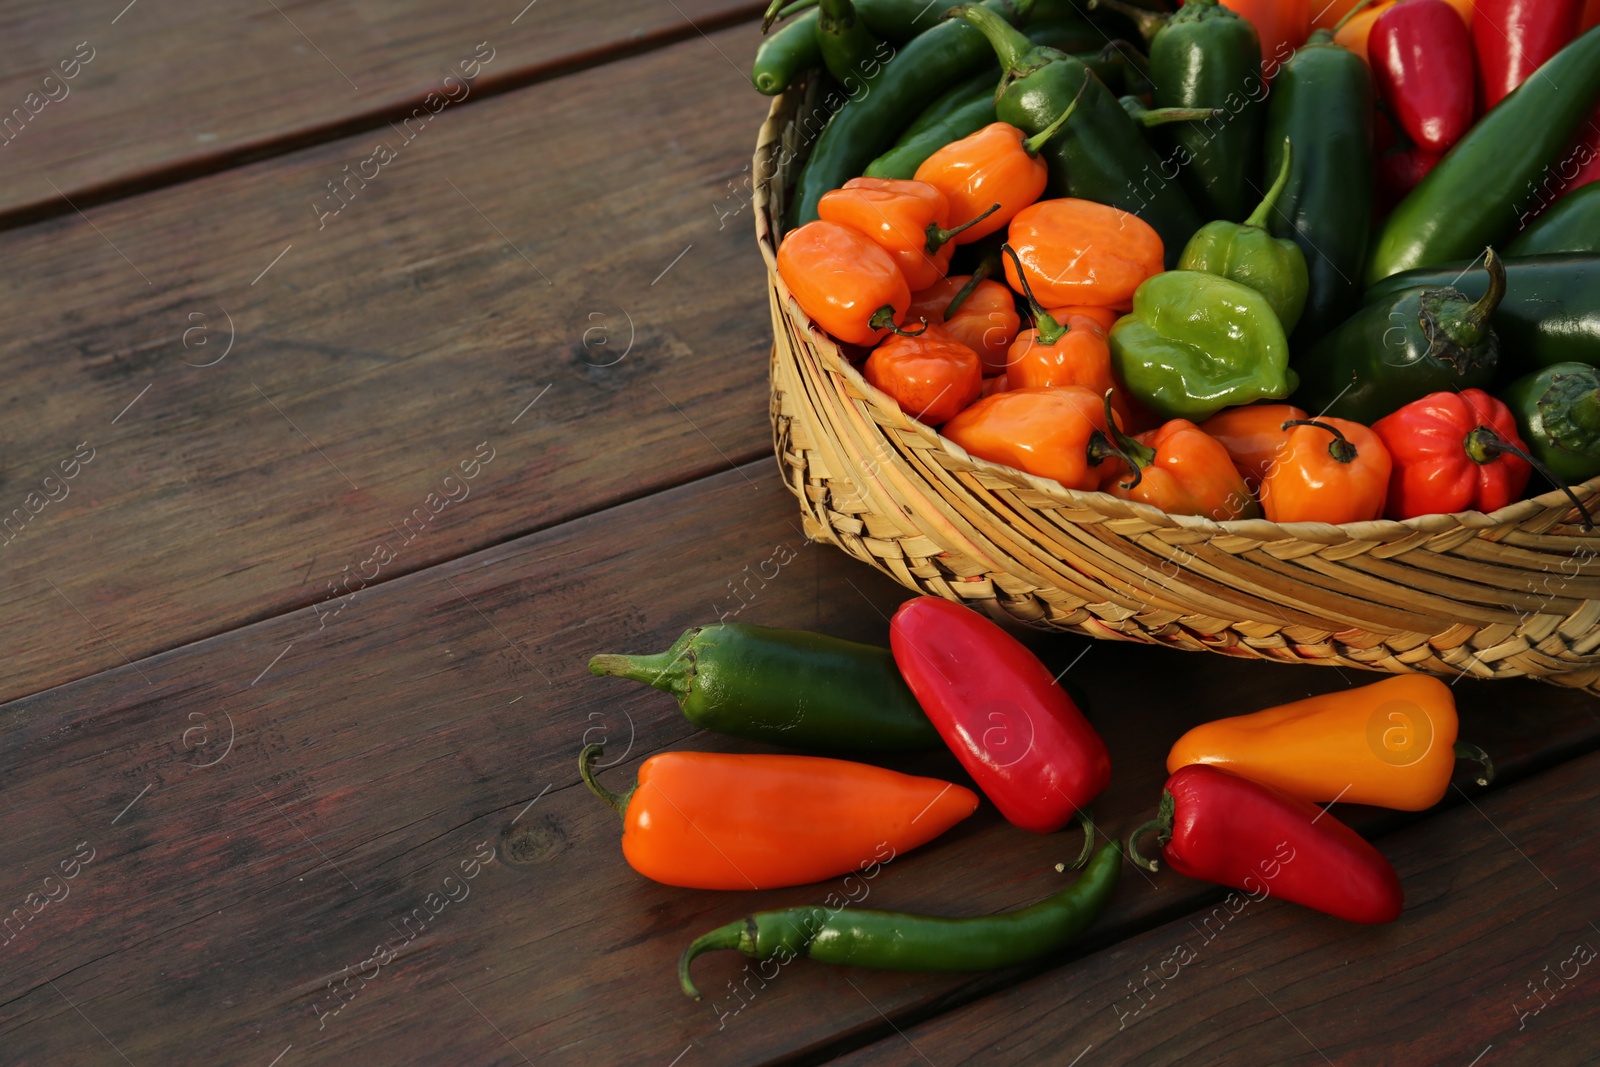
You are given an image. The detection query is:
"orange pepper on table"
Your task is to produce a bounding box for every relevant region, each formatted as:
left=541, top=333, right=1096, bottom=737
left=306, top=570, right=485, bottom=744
left=942, top=385, right=1125, bottom=490
left=819, top=177, right=996, bottom=291
left=907, top=275, right=1021, bottom=376
left=864, top=324, right=984, bottom=426
left=1258, top=416, right=1392, bottom=524
left=1094, top=393, right=1260, bottom=520
left=1167, top=675, right=1493, bottom=811
left=913, top=107, right=1078, bottom=246
left=776, top=220, right=913, bottom=346
left=1198, top=403, right=1308, bottom=488
left=1004, top=198, right=1164, bottom=311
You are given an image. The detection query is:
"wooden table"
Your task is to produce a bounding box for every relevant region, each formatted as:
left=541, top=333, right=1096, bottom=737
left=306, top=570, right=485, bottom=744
left=1, top=5, right=1595, bottom=1064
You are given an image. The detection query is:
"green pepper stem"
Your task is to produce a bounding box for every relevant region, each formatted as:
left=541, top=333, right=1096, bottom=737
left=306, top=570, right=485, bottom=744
left=1087, top=0, right=1166, bottom=44
left=1245, top=138, right=1294, bottom=230
left=869, top=304, right=927, bottom=336
left=589, top=651, right=678, bottom=690
left=1001, top=243, right=1068, bottom=345
left=1453, top=742, right=1495, bottom=788
left=816, top=0, right=856, bottom=31
left=952, top=4, right=1034, bottom=72
left=579, top=744, right=635, bottom=821
left=1570, top=387, right=1600, bottom=435
left=777, top=0, right=819, bottom=17
left=679, top=920, right=747, bottom=1000
left=1024, top=73, right=1091, bottom=156
left=1465, top=428, right=1596, bottom=529
left=1089, top=390, right=1154, bottom=489
left=1453, top=247, right=1506, bottom=346
left=1060, top=808, right=1097, bottom=871
left=1127, top=790, right=1176, bottom=873
left=1121, top=97, right=1224, bottom=127
left=1332, top=0, right=1379, bottom=35
left=1282, top=418, right=1359, bottom=465
left=946, top=242, right=1001, bottom=319
left=762, top=0, right=790, bottom=32
left=926, top=202, right=1001, bottom=253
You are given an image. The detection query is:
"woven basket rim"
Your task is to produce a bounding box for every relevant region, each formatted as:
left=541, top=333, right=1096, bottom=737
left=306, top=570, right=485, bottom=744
left=752, top=93, right=1600, bottom=547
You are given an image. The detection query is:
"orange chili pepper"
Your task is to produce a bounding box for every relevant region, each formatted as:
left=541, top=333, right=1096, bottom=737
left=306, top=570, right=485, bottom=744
left=981, top=374, right=1010, bottom=398
left=777, top=220, right=914, bottom=346
left=1331, top=0, right=1472, bottom=61
left=819, top=177, right=997, bottom=291
left=1045, top=305, right=1120, bottom=333
left=865, top=324, right=984, bottom=426
left=1198, top=403, right=1308, bottom=488
left=1167, top=675, right=1493, bottom=812
left=579, top=745, right=978, bottom=890
left=942, top=385, right=1124, bottom=490
left=1258, top=417, right=1392, bottom=524
left=1223, top=0, right=1309, bottom=73
left=1094, top=393, right=1260, bottom=520
left=908, top=275, right=1021, bottom=376
left=1005, top=199, right=1164, bottom=310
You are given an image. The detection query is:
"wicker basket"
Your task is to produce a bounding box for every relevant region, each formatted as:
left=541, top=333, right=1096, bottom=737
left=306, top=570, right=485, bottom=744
left=754, top=86, right=1600, bottom=694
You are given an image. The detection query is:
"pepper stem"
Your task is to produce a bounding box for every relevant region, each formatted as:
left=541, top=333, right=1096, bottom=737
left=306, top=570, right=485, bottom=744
left=1088, top=390, right=1153, bottom=489
left=1001, top=243, right=1068, bottom=346
left=678, top=920, right=747, bottom=1000
left=1024, top=73, right=1091, bottom=156
left=1465, top=429, right=1596, bottom=529
left=869, top=304, right=927, bottom=336
left=1245, top=139, right=1294, bottom=230
left=777, top=0, right=819, bottom=17
left=1453, top=742, right=1495, bottom=788
left=1448, top=247, right=1507, bottom=348
left=761, top=0, right=790, bottom=32
left=946, top=241, right=1002, bottom=319
left=1055, top=808, right=1098, bottom=872
left=1127, top=790, right=1176, bottom=873
left=1282, top=418, right=1359, bottom=465
left=926, top=202, right=1001, bottom=253
left=579, top=743, right=635, bottom=821
left=951, top=3, right=1035, bottom=72
left=1086, top=0, right=1166, bottom=44
left=1121, top=97, right=1224, bottom=127
left=1332, top=0, right=1379, bottom=35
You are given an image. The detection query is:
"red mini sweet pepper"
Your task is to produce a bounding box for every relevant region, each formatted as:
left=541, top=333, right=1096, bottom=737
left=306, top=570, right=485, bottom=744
left=1129, top=764, right=1404, bottom=924
left=1370, top=0, right=1476, bottom=154
left=1370, top=388, right=1534, bottom=520
left=1473, top=0, right=1585, bottom=111
left=889, top=596, right=1111, bottom=834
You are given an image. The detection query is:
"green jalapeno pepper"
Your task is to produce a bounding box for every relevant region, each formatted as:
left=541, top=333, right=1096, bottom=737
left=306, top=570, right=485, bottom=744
left=1502, top=363, right=1600, bottom=485
left=817, top=0, right=884, bottom=84
left=1507, top=184, right=1600, bottom=258
left=754, top=9, right=824, bottom=95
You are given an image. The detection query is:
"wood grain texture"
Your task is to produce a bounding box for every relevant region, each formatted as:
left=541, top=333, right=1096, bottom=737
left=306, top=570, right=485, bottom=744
left=0, top=0, right=763, bottom=226
left=832, top=749, right=1600, bottom=1067
left=0, top=26, right=775, bottom=705
left=0, top=463, right=1594, bottom=1066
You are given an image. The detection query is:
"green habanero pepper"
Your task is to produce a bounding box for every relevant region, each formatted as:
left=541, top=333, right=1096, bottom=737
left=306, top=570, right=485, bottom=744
left=588, top=623, right=942, bottom=753
left=1109, top=270, right=1294, bottom=422
left=1507, top=184, right=1600, bottom=258
left=678, top=812, right=1120, bottom=998
left=1296, top=249, right=1506, bottom=425
left=1178, top=138, right=1309, bottom=333
left=1502, top=363, right=1600, bottom=485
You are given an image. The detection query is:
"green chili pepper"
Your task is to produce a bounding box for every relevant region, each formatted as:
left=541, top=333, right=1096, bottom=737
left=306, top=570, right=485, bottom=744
left=958, top=4, right=1203, bottom=266
left=1368, top=25, right=1600, bottom=284
left=1295, top=249, right=1506, bottom=425
left=1108, top=270, right=1294, bottom=422
left=855, top=0, right=967, bottom=41
left=816, top=0, right=883, bottom=83
left=1507, top=184, right=1600, bottom=258
left=1262, top=28, right=1373, bottom=348
left=1363, top=255, right=1600, bottom=379
left=1177, top=139, right=1309, bottom=333
left=754, top=9, right=824, bottom=95
left=1501, top=364, right=1600, bottom=485
left=677, top=812, right=1120, bottom=999
left=588, top=624, right=942, bottom=752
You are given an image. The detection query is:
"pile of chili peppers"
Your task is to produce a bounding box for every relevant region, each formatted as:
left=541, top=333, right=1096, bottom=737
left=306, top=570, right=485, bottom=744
left=761, top=0, right=1600, bottom=526
left=586, top=607, right=1495, bottom=995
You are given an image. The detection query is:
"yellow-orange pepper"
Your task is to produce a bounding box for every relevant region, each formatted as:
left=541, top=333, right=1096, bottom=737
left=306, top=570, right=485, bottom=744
left=942, top=386, right=1124, bottom=490
left=907, top=275, right=1020, bottom=376
left=776, top=220, right=912, bottom=346
left=865, top=324, right=983, bottom=426
left=1095, top=396, right=1260, bottom=521
left=1004, top=199, right=1164, bottom=310
left=1198, top=403, right=1307, bottom=488
left=1167, top=675, right=1493, bottom=812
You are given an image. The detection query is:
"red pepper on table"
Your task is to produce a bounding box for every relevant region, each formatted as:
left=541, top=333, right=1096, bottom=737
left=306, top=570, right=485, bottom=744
left=889, top=596, right=1110, bottom=834
left=1370, top=0, right=1476, bottom=154
left=1472, top=0, right=1585, bottom=111
left=1370, top=388, right=1534, bottom=520
left=1129, top=764, right=1404, bottom=924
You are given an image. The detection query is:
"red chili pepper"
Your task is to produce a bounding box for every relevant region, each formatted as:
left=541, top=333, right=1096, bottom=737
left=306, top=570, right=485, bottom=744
left=1472, top=0, right=1585, bottom=111
left=1377, top=145, right=1444, bottom=212
left=1129, top=764, right=1403, bottom=924
left=889, top=596, right=1110, bottom=834
left=1370, top=0, right=1476, bottom=153
left=1370, top=388, right=1535, bottom=520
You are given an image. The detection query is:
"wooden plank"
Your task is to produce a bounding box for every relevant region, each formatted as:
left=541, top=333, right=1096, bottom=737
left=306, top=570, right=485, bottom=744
left=0, top=0, right=764, bottom=227
left=830, top=748, right=1600, bottom=1067
left=0, top=463, right=1595, bottom=1065
left=0, top=26, right=775, bottom=704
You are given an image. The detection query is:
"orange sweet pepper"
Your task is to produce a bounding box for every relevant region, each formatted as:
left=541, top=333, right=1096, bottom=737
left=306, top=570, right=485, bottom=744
left=907, top=274, right=1021, bottom=376
left=1259, top=417, right=1392, bottom=524
left=1004, top=198, right=1164, bottom=310
left=1198, top=403, right=1308, bottom=488
left=865, top=324, right=984, bottom=426
left=1167, top=675, right=1493, bottom=812
left=776, top=220, right=913, bottom=346
left=1095, top=393, right=1260, bottom=520
left=819, top=177, right=997, bottom=291
left=942, top=385, right=1124, bottom=490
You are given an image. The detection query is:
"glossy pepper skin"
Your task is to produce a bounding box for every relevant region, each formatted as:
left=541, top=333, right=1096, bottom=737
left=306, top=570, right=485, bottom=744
left=1131, top=764, right=1404, bottom=924
left=890, top=596, right=1111, bottom=833
left=1167, top=675, right=1492, bottom=812
left=776, top=221, right=912, bottom=346
left=1004, top=198, right=1164, bottom=310
left=1177, top=139, right=1310, bottom=333
left=1296, top=250, right=1506, bottom=425
left=588, top=623, right=943, bottom=753
left=865, top=325, right=984, bottom=425
left=1259, top=418, right=1392, bottom=525
left=1199, top=403, right=1307, bottom=488
left=943, top=386, right=1122, bottom=489
left=1262, top=29, right=1374, bottom=347
left=1502, top=363, right=1600, bottom=485
left=817, top=0, right=885, bottom=83
left=1473, top=0, right=1584, bottom=111
left=679, top=813, right=1120, bottom=998
left=819, top=177, right=978, bottom=291
left=1371, top=389, right=1534, bottom=520
left=1097, top=405, right=1261, bottom=521
left=1370, top=0, right=1475, bottom=154
left=908, top=275, right=1020, bottom=375
left=1369, top=24, right=1600, bottom=283
left=752, top=9, right=822, bottom=95
left=1108, top=270, right=1294, bottom=423
left=1508, top=183, right=1600, bottom=257
left=580, top=746, right=977, bottom=890
left=915, top=120, right=1063, bottom=246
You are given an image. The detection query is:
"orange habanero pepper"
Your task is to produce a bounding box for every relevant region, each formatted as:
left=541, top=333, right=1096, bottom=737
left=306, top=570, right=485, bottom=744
left=1168, top=675, right=1494, bottom=811
left=865, top=324, right=984, bottom=426
left=1259, top=416, right=1392, bottom=524
left=1094, top=393, right=1260, bottom=520
left=579, top=745, right=978, bottom=890
left=1224, top=0, right=1309, bottom=73
left=942, top=385, right=1124, bottom=490
left=777, top=220, right=913, bottom=346
left=1005, top=199, right=1164, bottom=311
left=908, top=274, right=1021, bottom=376
left=820, top=177, right=997, bottom=291
left=1199, top=403, right=1308, bottom=488
left=1045, top=305, right=1120, bottom=333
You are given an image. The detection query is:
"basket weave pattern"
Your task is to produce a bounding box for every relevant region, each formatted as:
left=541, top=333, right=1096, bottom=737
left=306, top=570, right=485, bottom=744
left=754, top=90, right=1600, bottom=693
